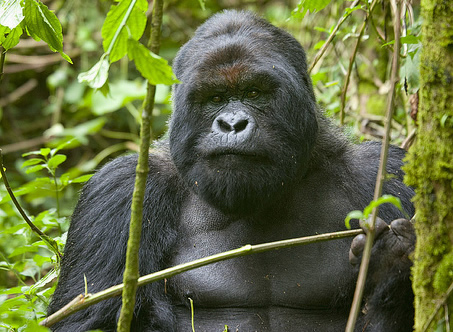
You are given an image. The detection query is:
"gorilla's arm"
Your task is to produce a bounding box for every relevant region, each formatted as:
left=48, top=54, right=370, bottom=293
left=48, top=150, right=182, bottom=332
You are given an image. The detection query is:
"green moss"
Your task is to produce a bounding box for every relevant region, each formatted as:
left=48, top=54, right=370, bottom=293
left=403, top=0, right=453, bottom=330
left=433, top=252, right=453, bottom=293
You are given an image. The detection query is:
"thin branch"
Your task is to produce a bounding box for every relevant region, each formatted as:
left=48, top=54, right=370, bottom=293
left=339, top=0, right=379, bottom=126
left=345, top=1, right=402, bottom=331
left=116, top=0, right=164, bottom=330
left=308, top=0, right=360, bottom=74
left=40, top=228, right=363, bottom=327
left=0, top=46, right=5, bottom=81
left=0, top=149, right=62, bottom=260
left=422, top=281, right=453, bottom=332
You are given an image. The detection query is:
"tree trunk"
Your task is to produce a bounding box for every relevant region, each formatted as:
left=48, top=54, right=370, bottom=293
left=404, top=0, right=453, bottom=331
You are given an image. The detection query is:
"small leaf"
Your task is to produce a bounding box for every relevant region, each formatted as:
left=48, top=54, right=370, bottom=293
left=71, top=174, right=94, bottom=183
left=21, top=158, right=44, bottom=168
left=363, top=195, right=403, bottom=218
left=25, top=164, right=46, bottom=174
left=40, top=147, right=51, bottom=157
left=78, top=56, right=110, bottom=89
left=47, top=154, right=66, bottom=170
left=0, top=0, right=24, bottom=29
left=344, top=210, right=364, bottom=229
left=127, top=39, right=178, bottom=85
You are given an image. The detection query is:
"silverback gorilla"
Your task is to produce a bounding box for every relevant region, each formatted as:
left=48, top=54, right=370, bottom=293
left=48, top=10, right=416, bottom=332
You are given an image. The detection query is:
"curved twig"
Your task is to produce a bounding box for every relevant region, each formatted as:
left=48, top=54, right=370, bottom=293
left=41, top=228, right=363, bottom=327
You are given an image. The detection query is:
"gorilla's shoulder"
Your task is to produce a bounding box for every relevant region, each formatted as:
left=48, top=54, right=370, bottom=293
left=353, top=141, right=407, bottom=177
left=79, top=141, right=181, bottom=209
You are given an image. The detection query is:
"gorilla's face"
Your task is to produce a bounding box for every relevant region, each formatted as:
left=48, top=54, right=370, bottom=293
left=170, top=12, right=318, bottom=215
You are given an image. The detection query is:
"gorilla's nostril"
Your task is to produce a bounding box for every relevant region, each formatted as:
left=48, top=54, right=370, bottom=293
left=217, top=119, right=233, bottom=133
left=234, top=119, right=248, bottom=133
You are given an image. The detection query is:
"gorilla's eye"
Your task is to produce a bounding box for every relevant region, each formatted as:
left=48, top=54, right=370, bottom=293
left=246, top=90, right=260, bottom=99
left=211, top=95, right=223, bottom=103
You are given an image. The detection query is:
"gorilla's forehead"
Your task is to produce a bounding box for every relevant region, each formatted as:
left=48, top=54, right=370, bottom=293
left=180, top=41, right=295, bottom=93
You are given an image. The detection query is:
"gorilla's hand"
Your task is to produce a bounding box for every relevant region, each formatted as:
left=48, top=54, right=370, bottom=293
left=349, top=217, right=415, bottom=279
left=349, top=217, right=416, bottom=330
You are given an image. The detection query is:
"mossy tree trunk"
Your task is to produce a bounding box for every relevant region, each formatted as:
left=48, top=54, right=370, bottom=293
left=404, top=0, right=453, bottom=331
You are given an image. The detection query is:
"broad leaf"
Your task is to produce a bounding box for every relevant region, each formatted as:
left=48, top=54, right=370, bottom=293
left=23, top=0, right=72, bottom=63
left=127, top=39, right=177, bottom=86
left=102, top=0, right=147, bottom=63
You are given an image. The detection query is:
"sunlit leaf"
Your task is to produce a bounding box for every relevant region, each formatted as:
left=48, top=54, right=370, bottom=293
left=25, top=164, right=46, bottom=174
left=0, top=0, right=24, bottom=29
left=78, top=56, right=110, bottom=89
left=21, top=158, right=44, bottom=168
left=71, top=174, right=94, bottom=183
left=102, top=0, right=147, bottom=63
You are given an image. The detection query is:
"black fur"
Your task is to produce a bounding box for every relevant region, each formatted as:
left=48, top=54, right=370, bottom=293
left=48, top=11, right=415, bottom=331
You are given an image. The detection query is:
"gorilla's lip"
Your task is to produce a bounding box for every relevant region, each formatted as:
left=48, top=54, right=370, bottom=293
left=207, top=149, right=269, bottom=161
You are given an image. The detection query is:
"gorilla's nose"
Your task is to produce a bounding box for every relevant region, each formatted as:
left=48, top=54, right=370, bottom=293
left=212, top=110, right=256, bottom=143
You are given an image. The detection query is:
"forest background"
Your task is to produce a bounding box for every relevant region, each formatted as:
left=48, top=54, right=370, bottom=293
left=0, top=0, right=452, bottom=331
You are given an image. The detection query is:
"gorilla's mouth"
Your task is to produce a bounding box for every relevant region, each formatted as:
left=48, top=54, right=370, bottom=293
left=207, top=149, right=270, bottom=163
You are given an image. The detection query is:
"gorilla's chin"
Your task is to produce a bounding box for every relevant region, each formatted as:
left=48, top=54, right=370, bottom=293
left=187, top=159, right=289, bottom=216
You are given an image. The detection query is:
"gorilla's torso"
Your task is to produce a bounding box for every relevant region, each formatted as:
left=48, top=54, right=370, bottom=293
left=167, top=166, right=357, bottom=331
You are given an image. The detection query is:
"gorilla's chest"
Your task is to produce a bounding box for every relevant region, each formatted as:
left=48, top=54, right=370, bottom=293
left=167, top=193, right=354, bottom=310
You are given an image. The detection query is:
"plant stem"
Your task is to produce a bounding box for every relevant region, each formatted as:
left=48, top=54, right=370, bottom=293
left=116, top=0, right=164, bottom=331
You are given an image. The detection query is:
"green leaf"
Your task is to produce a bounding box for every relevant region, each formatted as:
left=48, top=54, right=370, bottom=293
left=301, top=0, right=332, bottom=12
left=1, top=24, right=22, bottom=50
left=0, top=0, right=24, bottom=29
left=363, top=195, right=403, bottom=218
left=25, top=164, right=46, bottom=174
left=21, top=158, right=44, bottom=168
left=40, top=147, right=51, bottom=157
left=198, top=0, right=206, bottom=10
left=47, top=154, right=66, bottom=170
left=102, top=0, right=147, bottom=63
left=292, top=0, right=332, bottom=19
left=23, top=0, right=72, bottom=63
left=344, top=210, right=364, bottom=229
left=8, top=245, right=38, bottom=258
left=78, top=56, right=110, bottom=89
left=382, top=35, right=420, bottom=47
left=127, top=39, right=177, bottom=85
left=71, top=174, right=94, bottom=183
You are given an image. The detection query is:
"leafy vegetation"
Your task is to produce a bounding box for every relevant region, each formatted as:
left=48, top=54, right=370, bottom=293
left=0, top=0, right=422, bottom=330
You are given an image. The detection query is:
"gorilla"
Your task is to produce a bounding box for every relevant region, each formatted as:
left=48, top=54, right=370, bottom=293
left=48, top=10, right=416, bottom=332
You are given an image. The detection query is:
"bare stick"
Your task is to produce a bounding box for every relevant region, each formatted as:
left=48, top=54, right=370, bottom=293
left=339, top=0, right=379, bottom=126
left=308, top=0, right=360, bottom=74
left=41, top=228, right=363, bottom=327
